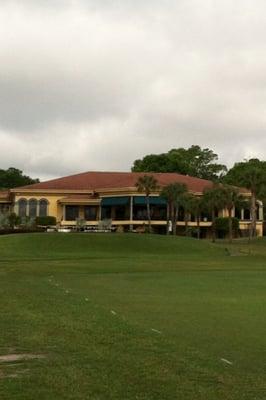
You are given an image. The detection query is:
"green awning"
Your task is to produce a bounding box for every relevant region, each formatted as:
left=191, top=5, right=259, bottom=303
left=101, top=197, right=129, bottom=206
left=133, top=196, right=167, bottom=206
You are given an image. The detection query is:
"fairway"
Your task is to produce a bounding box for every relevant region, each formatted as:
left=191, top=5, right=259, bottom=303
left=0, top=234, right=266, bottom=400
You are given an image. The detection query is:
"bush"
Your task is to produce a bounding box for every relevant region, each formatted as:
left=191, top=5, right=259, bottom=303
left=185, top=226, right=199, bottom=238
left=20, top=216, right=36, bottom=228
left=36, top=216, right=57, bottom=226
left=8, top=213, right=21, bottom=228
left=0, top=228, right=45, bottom=235
left=0, top=213, right=9, bottom=229
left=214, top=217, right=239, bottom=238
left=116, top=225, right=124, bottom=233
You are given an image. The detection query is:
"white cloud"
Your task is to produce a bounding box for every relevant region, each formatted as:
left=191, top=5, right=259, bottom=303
left=0, top=0, right=266, bottom=179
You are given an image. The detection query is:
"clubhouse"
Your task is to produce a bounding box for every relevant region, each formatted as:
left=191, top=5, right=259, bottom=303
left=0, top=171, right=264, bottom=236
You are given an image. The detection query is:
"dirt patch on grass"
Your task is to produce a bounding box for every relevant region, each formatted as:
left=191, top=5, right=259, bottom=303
left=0, top=354, right=44, bottom=379
left=0, top=354, right=46, bottom=362
left=0, top=368, right=30, bottom=379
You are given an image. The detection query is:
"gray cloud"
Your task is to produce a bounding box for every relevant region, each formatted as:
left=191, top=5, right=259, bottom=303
left=0, top=0, right=266, bottom=180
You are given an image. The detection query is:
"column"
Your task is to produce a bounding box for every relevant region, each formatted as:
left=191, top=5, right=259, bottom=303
left=36, top=200, right=40, bottom=217
left=259, top=203, right=263, bottom=221
left=26, top=201, right=29, bottom=217
left=14, top=202, right=19, bottom=216
left=130, top=196, right=133, bottom=231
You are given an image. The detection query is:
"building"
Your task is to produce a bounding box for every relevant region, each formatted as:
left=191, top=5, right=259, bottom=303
left=0, top=171, right=264, bottom=236
left=0, top=191, right=12, bottom=215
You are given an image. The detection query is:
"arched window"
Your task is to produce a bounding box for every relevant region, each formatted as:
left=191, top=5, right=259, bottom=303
left=29, top=199, right=37, bottom=218
left=39, top=199, right=48, bottom=217
left=18, top=199, right=27, bottom=217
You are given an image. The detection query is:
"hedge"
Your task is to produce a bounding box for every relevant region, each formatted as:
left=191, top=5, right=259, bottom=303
left=35, top=216, right=57, bottom=226
left=214, top=217, right=239, bottom=238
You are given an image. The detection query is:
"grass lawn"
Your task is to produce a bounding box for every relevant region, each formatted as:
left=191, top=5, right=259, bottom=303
left=0, top=233, right=266, bottom=399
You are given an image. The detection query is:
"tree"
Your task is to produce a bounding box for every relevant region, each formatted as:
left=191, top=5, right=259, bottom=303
left=160, top=183, right=188, bottom=235
left=135, top=175, right=158, bottom=233
left=0, top=167, right=39, bottom=189
left=132, top=145, right=227, bottom=180
left=187, top=195, right=203, bottom=239
left=179, top=193, right=195, bottom=236
left=215, top=217, right=239, bottom=239
left=202, top=185, right=224, bottom=242
left=218, top=185, right=245, bottom=243
left=223, top=159, right=266, bottom=237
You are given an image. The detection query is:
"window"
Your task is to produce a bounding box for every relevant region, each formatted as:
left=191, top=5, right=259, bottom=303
left=18, top=199, right=27, bottom=217
left=65, top=205, right=79, bottom=221
left=101, top=206, right=111, bottom=220
left=29, top=199, right=37, bottom=218
left=244, top=208, right=251, bottom=220
left=178, top=206, right=185, bottom=221
left=235, top=207, right=242, bottom=219
left=200, top=211, right=211, bottom=222
left=84, top=206, right=97, bottom=221
left=39, top=199, right=48, bottom=217
left=114, top=206, right=128, bottom=220
left=150, top=206, right=166, bottom=221
left=256, top=205, right=260, bottom=220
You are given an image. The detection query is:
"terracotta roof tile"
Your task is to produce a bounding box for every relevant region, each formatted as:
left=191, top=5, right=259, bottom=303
left=0, top=190, right=11, bottom=202
left=14, top=171, right=215, bottom=193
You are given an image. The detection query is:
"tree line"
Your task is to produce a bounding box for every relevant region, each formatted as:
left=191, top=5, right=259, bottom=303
left=136, top=174, right=249, bottom=241
left=133, top=145, right=266, bottom=231
left=0, top=168, right=39, bottom=189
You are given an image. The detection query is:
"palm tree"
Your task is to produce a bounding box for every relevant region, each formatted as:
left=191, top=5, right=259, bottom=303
left=180, top=193, right=196, bottom=236
left=219, top=185, right=245, bottom=243
left=161, top=183, right=188, bottom=235
left=187, top=195, right=203, bottom=239
left=202, top=185, right=224, bottom=242
left=135, top=174, right=158, bottom=233
left=224, top=160, right=266, bottom=238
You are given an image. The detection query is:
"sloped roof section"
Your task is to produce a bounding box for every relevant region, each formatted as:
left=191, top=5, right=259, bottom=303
left=14, top=171, right=215, bottom=193
left=0, top=190, right=11, bottom=202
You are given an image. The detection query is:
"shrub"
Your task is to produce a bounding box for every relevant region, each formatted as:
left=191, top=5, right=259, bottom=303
left=20, top=216, right=36, bottom=228
left=98, top=219, right=112, bottom=231
left=36, top=216, right=56, bottom=226
left=0, top=213, right=9, bottom=228
left=185, top=226, right=199, bottom=238
left=8, top=213, right=21, bottom=228
left=116, top=225, right=124, bottom=233
left=214, top=217, right=239, bottom=238
left=76, top=218, right=86, bottom=231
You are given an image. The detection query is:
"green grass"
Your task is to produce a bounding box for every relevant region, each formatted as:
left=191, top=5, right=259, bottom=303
left=0, top=233, right=266, bottom=399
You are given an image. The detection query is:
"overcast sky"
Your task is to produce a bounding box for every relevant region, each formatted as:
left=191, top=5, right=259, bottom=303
left=1, top=0, right=266, bottom=180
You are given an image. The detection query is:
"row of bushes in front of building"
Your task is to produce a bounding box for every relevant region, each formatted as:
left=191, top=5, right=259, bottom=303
left=0, top=213, right=253, bottom=238
left=0, top=213, right=56, bottom=230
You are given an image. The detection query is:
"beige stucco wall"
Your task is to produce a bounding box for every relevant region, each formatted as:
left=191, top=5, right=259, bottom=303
left=12, top=190, right=264, bottom=236
left=14, top=193, right=63, bottom=222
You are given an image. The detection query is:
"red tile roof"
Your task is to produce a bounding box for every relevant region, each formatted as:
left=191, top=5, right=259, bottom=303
left=0, top=190, right=11, bottom=202
left=14, top=171, right=215, bottom=193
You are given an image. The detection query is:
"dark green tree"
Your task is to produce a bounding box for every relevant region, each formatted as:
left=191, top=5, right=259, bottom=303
left=0, top=168, right=39, bottom=189
left=132, top=145, right=227, bottom=180
left=223, top=159, right=266, bottom=237
left=202, top=185, right=225, bottom=242
left=135, top=175, right=159, bottom=233
left=161, top=183, right=188, bottom=235
left=179, top=192, right=195, bottom=236
left=187, top=195, right=204, bottom=239
left=218, top=185, right=245, bottom=243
